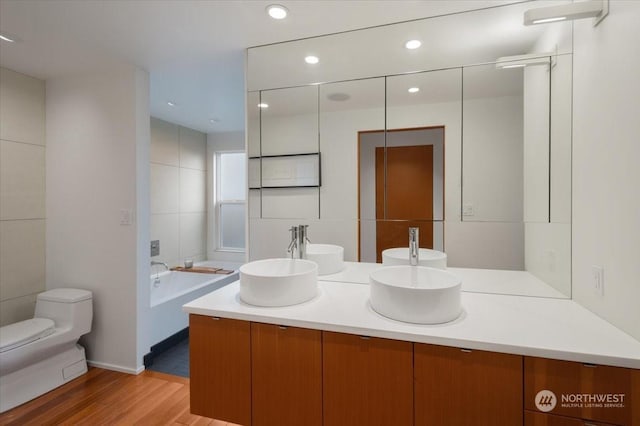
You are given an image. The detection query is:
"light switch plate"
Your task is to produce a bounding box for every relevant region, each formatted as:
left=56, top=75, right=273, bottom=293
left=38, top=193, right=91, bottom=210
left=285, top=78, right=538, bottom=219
left=151, top=240, right=160, bottom=257
left=120, top=209, right=133, bottom=225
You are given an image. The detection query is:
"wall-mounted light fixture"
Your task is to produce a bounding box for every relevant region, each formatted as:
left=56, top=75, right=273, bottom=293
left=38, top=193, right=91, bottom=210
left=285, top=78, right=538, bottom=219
left=495, top=53, right=553, bottom=69
left=524, top=0, right=608, bottom=26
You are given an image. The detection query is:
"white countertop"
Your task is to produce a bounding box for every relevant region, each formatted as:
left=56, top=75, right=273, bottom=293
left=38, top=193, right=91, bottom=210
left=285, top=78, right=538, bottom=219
left=183, top=275, right=640, bottom=369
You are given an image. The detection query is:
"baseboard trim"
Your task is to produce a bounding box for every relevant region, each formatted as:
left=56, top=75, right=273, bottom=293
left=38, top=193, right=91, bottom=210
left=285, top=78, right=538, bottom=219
left=87, top=360, right=144, bottom=375
left=143, top=327, right=189, bottom=368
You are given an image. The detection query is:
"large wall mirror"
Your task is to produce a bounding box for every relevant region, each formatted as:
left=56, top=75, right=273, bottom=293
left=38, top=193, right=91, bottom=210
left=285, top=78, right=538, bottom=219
left=247, top=1, right=573, bottom=298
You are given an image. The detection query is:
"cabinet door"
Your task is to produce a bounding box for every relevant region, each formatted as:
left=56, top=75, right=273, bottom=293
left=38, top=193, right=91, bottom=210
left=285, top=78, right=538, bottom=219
left=189, top=314, right=251, bottom=425
left=525, top=357, right=640, bottom=426
left=415, top=343, right=523, bottom=426
left=323, top=331, right=413, bottom=426
left=251, top=322, right=322, bottom=426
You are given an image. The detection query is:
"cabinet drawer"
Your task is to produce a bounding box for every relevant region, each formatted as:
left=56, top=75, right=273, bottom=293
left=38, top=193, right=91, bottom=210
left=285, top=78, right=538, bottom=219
left=524, top=357, right=640, bottom=425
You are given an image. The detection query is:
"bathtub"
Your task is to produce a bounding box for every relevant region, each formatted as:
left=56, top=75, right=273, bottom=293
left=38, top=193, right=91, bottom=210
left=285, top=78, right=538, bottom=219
left=150, top=260, right=240, bottom=307
left=148, top=261, right=240, bottom=348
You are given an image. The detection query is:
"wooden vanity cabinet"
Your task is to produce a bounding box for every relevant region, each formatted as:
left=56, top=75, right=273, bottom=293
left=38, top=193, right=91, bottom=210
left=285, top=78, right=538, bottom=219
left=322, top=331, right=413, bottom=426
left=189, top=314, right=251, bottom=425
left=188, top=314, right=640, bottom=426
left=524, top=357, right=640, bottom=426
left=414, top=343, right=523, bottom=426
left=250, top=322, right=322, bottom=426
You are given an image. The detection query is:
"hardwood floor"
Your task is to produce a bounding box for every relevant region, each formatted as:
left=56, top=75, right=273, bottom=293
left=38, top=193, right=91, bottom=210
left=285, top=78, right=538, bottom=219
left=0, top=367, right=239, bottom=426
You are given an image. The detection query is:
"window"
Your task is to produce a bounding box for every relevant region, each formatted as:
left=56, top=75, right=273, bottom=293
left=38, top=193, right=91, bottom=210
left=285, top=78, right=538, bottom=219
left=216, top=152, right=246, bottom=251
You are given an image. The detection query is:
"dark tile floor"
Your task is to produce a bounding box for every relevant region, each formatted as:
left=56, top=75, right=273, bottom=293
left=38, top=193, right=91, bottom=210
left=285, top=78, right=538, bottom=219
left=147, top=337, right=190, bottom=377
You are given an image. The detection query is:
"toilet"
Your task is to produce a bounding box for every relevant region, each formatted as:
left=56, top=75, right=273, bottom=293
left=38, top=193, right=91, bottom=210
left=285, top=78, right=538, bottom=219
left=0, top=288, right=93, bottom=413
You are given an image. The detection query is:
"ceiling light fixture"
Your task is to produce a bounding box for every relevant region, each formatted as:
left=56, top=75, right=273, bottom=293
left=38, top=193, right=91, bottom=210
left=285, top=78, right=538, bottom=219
left=0, top=33, right=17, bottom=42
left=266, top=4, right=288, bottom=20
left=258, top=103, right=269, bottom=108
left=408, top=87, right=420, bottom=93
left=305, top=55, right=319, bottom=64
left=167, top=101, right=176, bottom=107
left=405, top=40, right=422, bottom=50
left=495, top=53, right=553, bottom=69
left=524, top=0, right=608, bottom=26
left=327, top=93, right=350, bottom=102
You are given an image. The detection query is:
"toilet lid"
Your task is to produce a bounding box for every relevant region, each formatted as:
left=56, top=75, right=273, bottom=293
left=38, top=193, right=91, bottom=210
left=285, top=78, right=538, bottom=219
left=37, top=288, right=92, bottom=303
left=0, top=318, right=55, bottom=353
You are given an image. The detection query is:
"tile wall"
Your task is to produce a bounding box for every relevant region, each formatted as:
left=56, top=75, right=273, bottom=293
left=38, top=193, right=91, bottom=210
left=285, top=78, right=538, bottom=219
left=0, top=67, right=46, bottom=326
left=150, top=117, right=207, bottom=269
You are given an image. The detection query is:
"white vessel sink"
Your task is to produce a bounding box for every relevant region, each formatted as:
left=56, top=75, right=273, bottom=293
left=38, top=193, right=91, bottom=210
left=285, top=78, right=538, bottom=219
left=382, top=247, right=447, bottom=269
left=239, top=258, right=318, bottom=307
left=306, top=244, right=345, bottom=275
left=369, top=266, right=462, bottom=324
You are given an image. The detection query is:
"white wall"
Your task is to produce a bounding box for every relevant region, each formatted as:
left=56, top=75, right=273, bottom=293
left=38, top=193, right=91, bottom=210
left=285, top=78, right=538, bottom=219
left=0, top=67, right=46, bottom=326
left=207, top=131, right=246, bottom=262
left=46, top=63, right=150, bottom=373
left=572, top=1, right=640, bottom=341
left=150, top=117, right=207, bottom=269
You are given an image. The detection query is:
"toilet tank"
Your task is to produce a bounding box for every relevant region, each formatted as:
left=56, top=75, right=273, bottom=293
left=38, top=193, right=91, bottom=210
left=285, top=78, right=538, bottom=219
left=35, top=288, right=93, bottom=335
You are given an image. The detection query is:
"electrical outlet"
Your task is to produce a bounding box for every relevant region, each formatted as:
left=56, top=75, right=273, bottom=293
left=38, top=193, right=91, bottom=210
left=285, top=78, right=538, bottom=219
left=592, top=266, right=604, bottom=296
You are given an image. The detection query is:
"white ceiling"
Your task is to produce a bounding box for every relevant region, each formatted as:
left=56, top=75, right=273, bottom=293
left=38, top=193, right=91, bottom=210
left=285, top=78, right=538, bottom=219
left=0, top=0, right=526, bottom=133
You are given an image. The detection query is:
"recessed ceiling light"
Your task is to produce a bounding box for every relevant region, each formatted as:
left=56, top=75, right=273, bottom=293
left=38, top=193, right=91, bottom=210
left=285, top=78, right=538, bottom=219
left=266, top=4, right=288, bottom=20
left=305, top=55, right=319, bottom=64
left=210, top=118, right=221, bottom=123
left=0, top=34, right=17, bottom=43
left=405, top=39, right=422, bottom=50
left=167, top=101, right=176, bottom=107
left=408, top=87, right=420, bottom=93
left=327, top=93, right=350, bottom=102
left=258, top=103, right=269, bottom=108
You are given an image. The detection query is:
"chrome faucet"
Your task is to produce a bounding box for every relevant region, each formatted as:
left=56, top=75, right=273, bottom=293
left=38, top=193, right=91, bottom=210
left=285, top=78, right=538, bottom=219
left=287, top=226, right=299, bottom=259
left=287, top=225, right=310, bottom=259
left=151, top=260, right=169, bottom=271
left=409, top=227, right=420, bottom=266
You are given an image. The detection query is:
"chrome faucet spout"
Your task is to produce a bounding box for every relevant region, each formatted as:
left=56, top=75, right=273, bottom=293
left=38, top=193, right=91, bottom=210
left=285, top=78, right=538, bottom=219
left=151, top=260, right=169, bottom=271
left=409, top=227, right=420, bottom=266
left=298, top=224, right=309, bottom=260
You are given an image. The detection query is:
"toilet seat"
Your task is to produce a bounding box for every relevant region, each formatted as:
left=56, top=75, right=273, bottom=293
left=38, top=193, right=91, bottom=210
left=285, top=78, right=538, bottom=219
left=0, top=318, right=55, bottom=353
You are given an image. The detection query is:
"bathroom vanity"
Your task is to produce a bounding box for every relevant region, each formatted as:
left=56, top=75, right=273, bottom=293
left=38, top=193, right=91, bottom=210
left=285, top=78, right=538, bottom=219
left=183, top=277, right=640, bottom=426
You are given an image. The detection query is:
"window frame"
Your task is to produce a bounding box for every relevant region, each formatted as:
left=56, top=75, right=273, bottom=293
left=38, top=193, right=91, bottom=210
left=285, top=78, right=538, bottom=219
left=215, top=150, right=246, bottom=252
